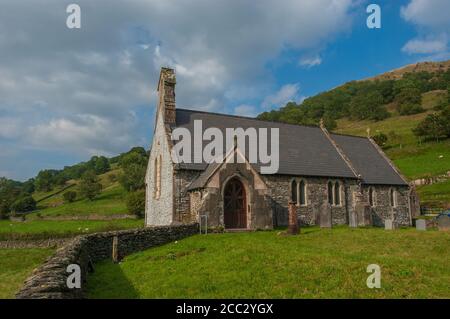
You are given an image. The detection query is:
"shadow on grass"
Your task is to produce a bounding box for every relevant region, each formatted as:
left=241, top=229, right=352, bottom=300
left=88, top=261, right=140, bottom=299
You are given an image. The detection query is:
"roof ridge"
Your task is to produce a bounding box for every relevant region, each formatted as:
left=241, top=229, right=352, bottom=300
left=176, top=108, right=325, bottom=130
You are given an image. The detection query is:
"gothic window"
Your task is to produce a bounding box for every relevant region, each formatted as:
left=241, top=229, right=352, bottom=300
left=390, top=188, right=397, bottom=207
left=291, top=180, right=297, bottom=204
left=327, top=181, right=333, bottom=205
left=334, top=182, right=341, bottom=206
left=369, top=187, right=375, bottom=207
left=154, top=155, right=161, bottom=199
left=299, top=180, right=306, bottom=206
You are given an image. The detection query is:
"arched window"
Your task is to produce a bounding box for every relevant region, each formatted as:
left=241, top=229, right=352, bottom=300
left=327, top=181, right=333, bottom=205
left=291, top=180, right=297, bottom=204
left=154, top=155, right=161, bottom=199
left=299, top=180, right=306, bottom=206
left=390, top=188, right=397, bottom=207
left=369, top=187, right=374, bottom=207
left=334, top=182, right=341, bottom=206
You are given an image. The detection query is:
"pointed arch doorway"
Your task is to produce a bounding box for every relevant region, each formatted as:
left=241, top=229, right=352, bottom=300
left=224, top=177, right=247, bottom=229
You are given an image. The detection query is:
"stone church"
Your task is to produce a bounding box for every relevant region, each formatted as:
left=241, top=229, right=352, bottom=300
left=145, top=68, right=419, bottom=230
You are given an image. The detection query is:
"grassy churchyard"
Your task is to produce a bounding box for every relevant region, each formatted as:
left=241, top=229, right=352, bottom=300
left=86, top=226, right=450, bottom=299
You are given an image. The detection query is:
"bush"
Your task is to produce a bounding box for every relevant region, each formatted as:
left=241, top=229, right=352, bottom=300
left=63, top=191, right=77, bottom=203
left=0, top=203, right=9, bottom=220
left=398, top=103, right=424, bottom=115
left=11, top=195, right=36, bottom=213
left=79, top=170, right=102, bottom=201
left=126, top=190, right=145, bottom=218
left=372, top=132, right=388, bottom=147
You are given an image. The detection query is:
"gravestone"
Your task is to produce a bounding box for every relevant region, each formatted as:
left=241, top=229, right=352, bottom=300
left=357, top=206, right=372, bottom=227
left=384, top=219, right=395, bottom=230
left=416, top=219, right=426, bottom=231
left=437, top=215, right=450, bottom=231
left=287, top=202, right=299, bottom=235
left=319, top=203, right=332, bottom=228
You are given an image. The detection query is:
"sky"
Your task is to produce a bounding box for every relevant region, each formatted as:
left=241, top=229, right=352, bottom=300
left=0, top=0, right=449, bottom=181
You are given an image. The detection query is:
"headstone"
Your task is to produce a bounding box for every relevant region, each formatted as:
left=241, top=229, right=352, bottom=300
left=287, top=202, right=299, bottom=235
left=320, top=202, right=332, bottom=228
left=385, top=219, right=395, bottom=230
left=437, top=215, right=450, bottom=231
left=356, top=205, right=372, bottom=227
left=416, top=219, right=427, bottom=231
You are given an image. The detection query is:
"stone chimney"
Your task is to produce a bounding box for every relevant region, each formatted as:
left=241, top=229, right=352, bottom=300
left=157, top=67, right=176, bottom=125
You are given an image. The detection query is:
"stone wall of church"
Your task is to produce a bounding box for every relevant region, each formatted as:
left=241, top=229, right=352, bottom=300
left=361, top=185, right=411, bottom=227
left=174, top=169, right=200, bottom=223
left=145, top=113, right=174, bottom=226
left=264, top=175, right=357, bottom=227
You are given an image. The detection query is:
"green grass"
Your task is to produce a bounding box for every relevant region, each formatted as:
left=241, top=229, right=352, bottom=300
left=32, top=168, right=126, bottom=218
left=336, top=107, right=450, bottom=187
left=417, top=179, right=450, bottom=208
left=0, top=219, right=144, bottom=241
left=87, top=227, right=450, bottom=299
left=391, top=141, right=450, bottom=180
left=0, top=248, right=54, bottom=299
left=30, top=183, right=128, bottom=219
left=335, top=111, right=430, bottom=148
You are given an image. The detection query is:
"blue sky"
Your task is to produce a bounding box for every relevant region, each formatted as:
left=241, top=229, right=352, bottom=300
left=0, top=0, right=449, bottom=181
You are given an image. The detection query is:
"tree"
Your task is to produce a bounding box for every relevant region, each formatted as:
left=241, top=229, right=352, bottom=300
left=79, top=170, right=102, bottom=200
left=11, top=196, right=36, bottom=213
left=126, top=190, right=145, bottom=218
left=35, top=170, right=56, bottom=192
left=63, top=191, right=77, bottom=203
left=349, top=91, right=389, bottom=121
left=119, top=152, right=148, bottom=192
left=92, top=156, right=110, bottom=174
left=395, top=87, right=424, bottom=115
left=413, top=112, right=448, bottom=142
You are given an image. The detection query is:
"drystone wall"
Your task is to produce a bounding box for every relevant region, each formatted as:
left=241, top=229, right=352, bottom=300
left=16, top=224, right=198, bottom=299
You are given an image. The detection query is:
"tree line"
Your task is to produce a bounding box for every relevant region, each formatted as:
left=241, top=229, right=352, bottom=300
left=257, top=69, right=450, bottom=131
left=0, top=146, right=149, bottom=219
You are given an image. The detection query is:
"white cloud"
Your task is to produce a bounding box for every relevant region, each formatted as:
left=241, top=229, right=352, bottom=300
left=299, top=56, right=322, bottom=68
left=402, top=38, right=447, bottom=55
left=262, top=84, right=301, bottom=110
left=0, top=0, right=357, bottom=179
left=28, top=114, right=136, bottom=156
left=401, top=0, right=450, bottom=29
left=234, top=104, right=258, bottom=117
left=401, top=0, right=450, bottom=58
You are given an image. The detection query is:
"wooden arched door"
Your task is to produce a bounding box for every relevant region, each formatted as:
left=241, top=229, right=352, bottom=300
left=224, top=177, right=247, bottom=229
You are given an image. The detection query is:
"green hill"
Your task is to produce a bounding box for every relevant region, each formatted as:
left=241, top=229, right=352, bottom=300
left=258, top=61, right=450, bottom=208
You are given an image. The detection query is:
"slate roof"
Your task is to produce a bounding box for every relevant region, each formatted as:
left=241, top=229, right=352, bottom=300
left=330, top=134, right=407, bottom=185
left=173, top=108, right=408, bottom=187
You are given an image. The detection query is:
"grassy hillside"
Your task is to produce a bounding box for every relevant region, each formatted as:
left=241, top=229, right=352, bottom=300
left=87, top=227, right=450, bottom=299
left=258, top=61, right=450, bottom=208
